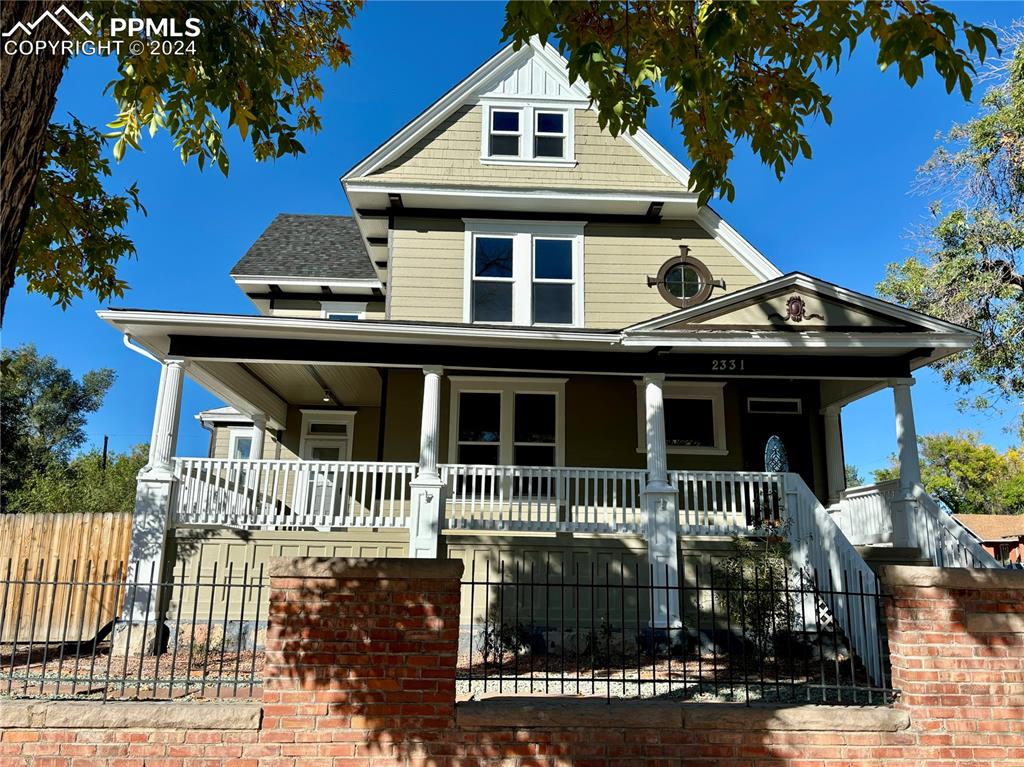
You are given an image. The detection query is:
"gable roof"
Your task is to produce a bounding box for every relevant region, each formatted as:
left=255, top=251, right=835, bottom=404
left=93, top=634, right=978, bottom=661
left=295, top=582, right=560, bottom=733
left=954, top=514, right=1024, bottom=542
left=342, top=39, right=692, bottom=186
left=623, top=272, right=979, bottom=337
left=340, top=38, right=783, bottom=283
left=231, top=214, right=377, bottom=281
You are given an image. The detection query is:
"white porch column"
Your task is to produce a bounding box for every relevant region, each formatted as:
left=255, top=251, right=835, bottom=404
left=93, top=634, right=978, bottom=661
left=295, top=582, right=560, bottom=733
left=248, top=413, right=267, bottom=460
left=640, top=374, right=681, bottom=632
left=409, top=366, right=445, bottom=558
left=890, top=378, right=921, bottom=549
left=822, top=405, right=846, bottom=506
left=119, top=357, right=188, bottom=651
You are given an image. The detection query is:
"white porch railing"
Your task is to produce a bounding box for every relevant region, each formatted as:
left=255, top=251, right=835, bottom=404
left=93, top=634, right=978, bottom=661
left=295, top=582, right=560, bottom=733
left=783, top=473, right=885, bottom=685
left=912, top=487, right=1001, bottom=568
left=670, top=470, right=785, bottom=535
left=172, top=458, right=417, bottom=529
left=439, top=464, right=646, bottom=533
left=832, top=480, right=900, bottom=545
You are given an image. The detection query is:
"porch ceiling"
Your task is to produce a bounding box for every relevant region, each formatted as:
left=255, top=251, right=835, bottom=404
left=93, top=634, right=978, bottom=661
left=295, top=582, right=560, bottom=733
left=248, top=362, right=381, bottom=407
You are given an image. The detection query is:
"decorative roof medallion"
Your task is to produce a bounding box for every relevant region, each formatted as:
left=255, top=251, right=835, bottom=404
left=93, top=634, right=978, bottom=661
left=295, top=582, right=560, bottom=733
left=769, top=295, right=825, bottom=324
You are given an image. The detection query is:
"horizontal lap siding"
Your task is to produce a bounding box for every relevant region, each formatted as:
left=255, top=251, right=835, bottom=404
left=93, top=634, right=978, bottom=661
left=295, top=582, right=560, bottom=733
left=389, top=217, right=465, bottom=323
left=367, top=105, right=684, bottom=192
left=584, top=222, right=762, bottom=328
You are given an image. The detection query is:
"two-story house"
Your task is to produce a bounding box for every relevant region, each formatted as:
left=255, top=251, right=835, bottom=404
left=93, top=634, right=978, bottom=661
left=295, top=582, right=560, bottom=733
left=101, top=40, right=998, bottom=677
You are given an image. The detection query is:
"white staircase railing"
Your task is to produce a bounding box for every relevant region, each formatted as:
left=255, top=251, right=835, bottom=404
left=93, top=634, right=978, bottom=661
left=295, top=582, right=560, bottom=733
left=911, top=486, right=1002, bottom=568
left=783, top=473, right=885, bottom=685
left=440, top=464, right=646, bottom=533
left=670, top=470, right=785, bottom=535
left=172, top=458, right=417, bottom=529
left=832, top=480, right=900, bottom=545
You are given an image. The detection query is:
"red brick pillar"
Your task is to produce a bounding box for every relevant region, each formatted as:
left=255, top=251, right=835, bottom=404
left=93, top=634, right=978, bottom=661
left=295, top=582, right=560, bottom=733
left=263, top=557, right=463, bottom=766
left=882, top=566, right=1024, bottom=761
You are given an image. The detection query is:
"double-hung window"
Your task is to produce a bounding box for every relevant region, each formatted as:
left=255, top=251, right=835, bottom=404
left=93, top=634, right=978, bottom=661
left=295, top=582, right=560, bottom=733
left=488, top=110, right=521, bottom=157
left=482, top=105, right=574, bottom=164
left=534, top=111, right=566, bottom=158
left=465, top=221, right=583, bottom=326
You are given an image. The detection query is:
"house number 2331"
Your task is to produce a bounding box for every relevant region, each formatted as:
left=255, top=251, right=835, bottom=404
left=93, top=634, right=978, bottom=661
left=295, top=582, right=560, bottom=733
left=711, top=358, right=745, bottom=371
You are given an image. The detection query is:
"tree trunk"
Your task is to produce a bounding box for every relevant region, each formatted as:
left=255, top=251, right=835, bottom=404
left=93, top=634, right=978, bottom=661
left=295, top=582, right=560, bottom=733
left=0, top=0, right=79, bottom=324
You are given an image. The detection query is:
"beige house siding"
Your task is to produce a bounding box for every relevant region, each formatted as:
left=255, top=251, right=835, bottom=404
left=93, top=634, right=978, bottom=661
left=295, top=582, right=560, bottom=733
left=584, top=221, right=762, bottom=328
left=365, top=106, right=684, bottom=193
left=389, top=217, right=465, bottom=323
left=387, top=217, right=763, bottom=327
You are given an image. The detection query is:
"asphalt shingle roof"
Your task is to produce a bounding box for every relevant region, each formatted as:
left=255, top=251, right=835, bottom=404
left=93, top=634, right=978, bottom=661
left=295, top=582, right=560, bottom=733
left=230, top=214, right=377, bottom=281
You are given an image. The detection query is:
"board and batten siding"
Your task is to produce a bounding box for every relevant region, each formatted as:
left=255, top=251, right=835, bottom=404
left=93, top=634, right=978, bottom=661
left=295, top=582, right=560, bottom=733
left=365, top=105, right=684, bottom=193
left=388, top=217, right=762, bottom=327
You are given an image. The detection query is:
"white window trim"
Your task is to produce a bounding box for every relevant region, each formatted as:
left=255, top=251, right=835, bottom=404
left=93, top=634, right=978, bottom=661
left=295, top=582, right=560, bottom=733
left=480, top=102, right=576, bottom=167
left=227, top=427, right=254, bottom=460
left=321, top=301, right=367, bottom=320
left=635, top=381, right=728, bottom=456
left=463, top=219, right=585, bottom=327
left=298, top=409, right=356, bottom=461
left=447, top=376, right=567, bottom=466
left=747, top=397, right=803, bottom=415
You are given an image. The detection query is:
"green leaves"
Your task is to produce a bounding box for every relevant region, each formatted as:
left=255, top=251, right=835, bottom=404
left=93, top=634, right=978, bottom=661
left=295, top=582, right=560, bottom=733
left=18, top=119, right=146, bottom=310
left=16, top=0, right=362, bottom=312
left=503, top=1, right=998, bottom=206
left=878, top=36, right=1023, bottom=429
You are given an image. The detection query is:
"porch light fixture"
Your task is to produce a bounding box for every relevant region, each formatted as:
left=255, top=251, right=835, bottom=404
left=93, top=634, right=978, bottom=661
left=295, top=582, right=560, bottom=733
left=648, top=245, right=724, bottom=308
left=322, top=388, right=332, bottom=403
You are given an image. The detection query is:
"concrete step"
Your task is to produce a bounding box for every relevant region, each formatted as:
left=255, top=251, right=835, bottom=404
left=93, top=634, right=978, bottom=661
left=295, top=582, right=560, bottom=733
left=855, top=545, right=931, bottom=571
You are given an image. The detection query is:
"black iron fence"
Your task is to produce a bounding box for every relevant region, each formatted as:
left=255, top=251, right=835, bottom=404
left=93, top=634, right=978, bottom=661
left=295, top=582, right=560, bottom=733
left=459, top=558, right=896, bottom=705
left=0, top=558, right=265, bottom=700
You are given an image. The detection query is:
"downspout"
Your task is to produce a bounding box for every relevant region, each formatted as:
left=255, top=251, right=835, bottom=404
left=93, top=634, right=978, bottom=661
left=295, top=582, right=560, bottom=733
left=122, top=333, right=164, bottom=363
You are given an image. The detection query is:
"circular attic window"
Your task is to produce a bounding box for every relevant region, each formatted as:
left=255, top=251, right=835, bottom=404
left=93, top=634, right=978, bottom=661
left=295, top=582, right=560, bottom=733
left=655, top=257, right=714, bottom=307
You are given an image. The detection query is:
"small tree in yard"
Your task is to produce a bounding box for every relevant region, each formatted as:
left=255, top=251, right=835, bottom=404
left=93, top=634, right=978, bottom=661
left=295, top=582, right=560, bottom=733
left=717, top=526, right=795, bottom=661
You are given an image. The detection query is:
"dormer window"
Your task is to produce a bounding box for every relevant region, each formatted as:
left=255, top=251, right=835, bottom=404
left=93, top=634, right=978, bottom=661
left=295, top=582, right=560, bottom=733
left=488, top=110, right=521, bottom=157
left=534, top=111, right=566, bottom=158
left=481, top=104, right=574, bottom=166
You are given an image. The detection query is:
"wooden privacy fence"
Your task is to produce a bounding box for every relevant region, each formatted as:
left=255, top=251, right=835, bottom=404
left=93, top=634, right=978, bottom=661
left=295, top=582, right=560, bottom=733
left=0, top=513, right=133, bottom=642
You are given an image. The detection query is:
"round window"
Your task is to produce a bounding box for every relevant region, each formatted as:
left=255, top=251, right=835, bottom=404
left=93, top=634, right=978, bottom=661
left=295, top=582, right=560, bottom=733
left=655, top=257, right=713, bottom=307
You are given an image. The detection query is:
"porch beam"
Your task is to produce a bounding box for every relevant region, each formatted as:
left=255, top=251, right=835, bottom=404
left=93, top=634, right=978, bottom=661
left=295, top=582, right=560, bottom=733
left=187, top=360, right=288, bottom=429
left=169, top=336, right=916, bottom=380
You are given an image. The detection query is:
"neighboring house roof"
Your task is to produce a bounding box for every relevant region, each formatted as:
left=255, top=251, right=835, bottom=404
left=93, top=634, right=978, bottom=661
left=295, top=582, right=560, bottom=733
left=953, top=514, right=1024, bottom=543
left=196, top=405, right=252, bottom=427
left=230, top=214, right=377, bottom=282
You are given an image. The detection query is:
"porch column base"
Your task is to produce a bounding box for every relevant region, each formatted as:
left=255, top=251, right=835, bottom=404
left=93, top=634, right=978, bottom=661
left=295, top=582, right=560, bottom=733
left=891, top=495, right=918, bottom=550
left=409, top=475, right=445, bottom=559
left=122, top=468, right=175, bottom=625
left=642, top=483, right=681, bottom=629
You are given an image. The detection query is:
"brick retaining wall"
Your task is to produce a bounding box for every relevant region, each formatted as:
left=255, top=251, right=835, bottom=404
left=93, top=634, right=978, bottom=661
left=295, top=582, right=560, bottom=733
left=1, top=559, right=1021, bottom=766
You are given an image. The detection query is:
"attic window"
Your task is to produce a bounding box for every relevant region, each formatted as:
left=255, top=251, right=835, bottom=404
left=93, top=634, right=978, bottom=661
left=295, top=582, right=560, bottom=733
left=489, top=110, right=521, bottom=156
left=482, top=104, right=574, bottom=166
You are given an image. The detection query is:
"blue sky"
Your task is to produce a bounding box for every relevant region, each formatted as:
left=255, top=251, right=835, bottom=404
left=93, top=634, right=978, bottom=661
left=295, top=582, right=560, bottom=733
left=5, top=1, right=1019, bottom=476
